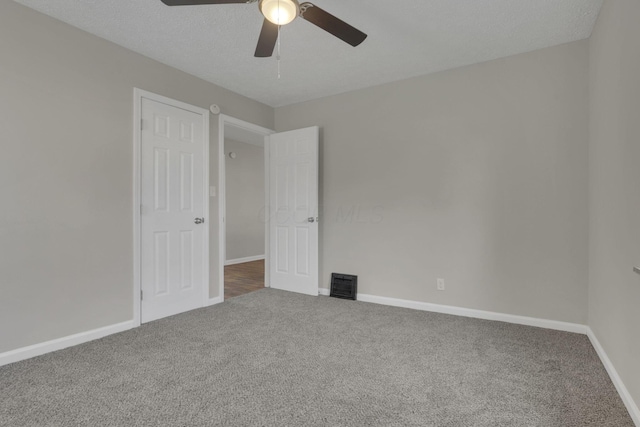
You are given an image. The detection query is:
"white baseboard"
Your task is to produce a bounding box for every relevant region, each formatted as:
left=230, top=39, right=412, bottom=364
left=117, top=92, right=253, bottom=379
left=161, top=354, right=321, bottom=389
left=318, top=288, right=586, bottom=334
left=225, top=255, right=265, bottom=266
left=587, top=328, right=640, bottom=426
left=0, top=320, right=135, bottom=367
left=207, top=296, right=223, bottom=306
left=1, top=295, right=227, bottom=367
left=1, top=296, right=227, bottom=367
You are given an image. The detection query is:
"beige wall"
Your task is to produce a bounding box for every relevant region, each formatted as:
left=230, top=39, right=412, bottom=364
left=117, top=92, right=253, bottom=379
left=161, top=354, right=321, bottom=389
left=276, top=41, right=590, bottom=324
left=0, top=1, right=273, bottom=353
left=225, top=140, right=265, bottom=261
left=588, top=0, right=640, bottom=410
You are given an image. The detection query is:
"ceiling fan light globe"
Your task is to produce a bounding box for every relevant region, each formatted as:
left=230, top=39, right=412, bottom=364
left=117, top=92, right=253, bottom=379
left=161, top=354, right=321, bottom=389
left=259, top=0, right=299, bottom=26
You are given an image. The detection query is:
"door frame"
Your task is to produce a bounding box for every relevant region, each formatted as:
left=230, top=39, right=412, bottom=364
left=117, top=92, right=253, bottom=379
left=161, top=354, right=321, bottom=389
left=218, top=114, right=274, bottom=300
left=132, top=88, right=211, bottom=327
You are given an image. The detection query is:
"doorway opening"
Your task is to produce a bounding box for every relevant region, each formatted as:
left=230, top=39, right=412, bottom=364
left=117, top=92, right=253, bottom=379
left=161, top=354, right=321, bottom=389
left=218, top=115, right=273, bottom=300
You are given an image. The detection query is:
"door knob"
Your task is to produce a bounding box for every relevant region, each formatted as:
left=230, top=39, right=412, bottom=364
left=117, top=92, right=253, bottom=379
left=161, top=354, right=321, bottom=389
left=307, top=217, right=315, bottom=223
left=194, top=218, right=205, bottom=224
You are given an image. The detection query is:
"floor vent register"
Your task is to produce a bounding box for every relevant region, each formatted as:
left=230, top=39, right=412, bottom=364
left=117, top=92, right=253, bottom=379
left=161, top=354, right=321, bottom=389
left=330, top=273, right=358, bottom=300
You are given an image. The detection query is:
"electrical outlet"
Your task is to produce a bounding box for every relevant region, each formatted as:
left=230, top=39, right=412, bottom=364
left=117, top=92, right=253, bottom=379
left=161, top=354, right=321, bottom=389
left=437, top=278, right=445, bottom=291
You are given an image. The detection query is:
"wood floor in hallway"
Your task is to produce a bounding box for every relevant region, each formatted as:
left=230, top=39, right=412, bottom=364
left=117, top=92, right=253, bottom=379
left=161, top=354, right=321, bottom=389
left=224, top=260, right=265, bottom=300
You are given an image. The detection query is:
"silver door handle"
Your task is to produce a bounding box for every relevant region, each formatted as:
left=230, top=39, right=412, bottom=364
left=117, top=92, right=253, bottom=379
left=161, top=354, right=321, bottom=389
left=634, top=266, right=640, bottom=275
left=194, top=218, right=205, bottom=224
left=308, top=217, right=315, bottom=223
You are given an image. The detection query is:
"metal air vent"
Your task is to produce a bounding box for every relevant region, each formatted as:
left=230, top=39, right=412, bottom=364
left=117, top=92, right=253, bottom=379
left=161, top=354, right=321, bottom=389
left=330, top=273, right=357, bottom=300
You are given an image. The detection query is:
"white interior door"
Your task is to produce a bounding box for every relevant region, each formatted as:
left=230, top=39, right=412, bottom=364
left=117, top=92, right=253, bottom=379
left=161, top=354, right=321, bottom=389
left=140, top=97, right=207, bottom=323
left=268, top=126, right=319, bottom=296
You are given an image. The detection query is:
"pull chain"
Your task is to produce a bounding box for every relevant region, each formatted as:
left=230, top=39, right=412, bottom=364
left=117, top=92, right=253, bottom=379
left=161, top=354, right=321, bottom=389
left=277, top=25, right=281, bottom=79
left=277, top=0, right=281, bottom=79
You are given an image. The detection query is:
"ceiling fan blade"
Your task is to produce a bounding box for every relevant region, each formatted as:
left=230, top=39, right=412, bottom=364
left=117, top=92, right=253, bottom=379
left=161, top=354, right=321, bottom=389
left=255, top=19, right=279, bottom=57
left=299, top=2, right=367, bottom=47
left=161, top=0, right=248, bottom=6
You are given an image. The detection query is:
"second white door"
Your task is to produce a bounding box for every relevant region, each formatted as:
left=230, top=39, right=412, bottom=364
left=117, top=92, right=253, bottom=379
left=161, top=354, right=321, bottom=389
left=268, top=126, right=319, bottom=296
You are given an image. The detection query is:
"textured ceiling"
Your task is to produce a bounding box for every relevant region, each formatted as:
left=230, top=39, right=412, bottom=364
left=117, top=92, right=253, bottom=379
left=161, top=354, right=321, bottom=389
left=12, top=0, right=602, bottom=107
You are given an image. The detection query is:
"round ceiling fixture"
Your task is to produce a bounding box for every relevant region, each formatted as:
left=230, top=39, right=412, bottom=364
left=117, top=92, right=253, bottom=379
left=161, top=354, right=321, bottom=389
left=259, top=0, right=300, bottom=26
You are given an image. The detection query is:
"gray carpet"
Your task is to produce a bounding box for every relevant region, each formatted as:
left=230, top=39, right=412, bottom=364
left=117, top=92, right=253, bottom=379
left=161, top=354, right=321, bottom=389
left=0, top=289, right=633, bottom=427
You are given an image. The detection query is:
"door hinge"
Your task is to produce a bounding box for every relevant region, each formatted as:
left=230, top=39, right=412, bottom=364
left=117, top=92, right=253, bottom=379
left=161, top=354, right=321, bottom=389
left=140, top=119, right=144, bottom=131
left=140, top=204, right=143, bottom=215
left=141, top=290, right=143, bottom=301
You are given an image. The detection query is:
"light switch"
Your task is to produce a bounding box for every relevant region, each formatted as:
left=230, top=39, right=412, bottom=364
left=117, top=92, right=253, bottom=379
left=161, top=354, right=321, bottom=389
left=210, top=186, right=216, bottom=197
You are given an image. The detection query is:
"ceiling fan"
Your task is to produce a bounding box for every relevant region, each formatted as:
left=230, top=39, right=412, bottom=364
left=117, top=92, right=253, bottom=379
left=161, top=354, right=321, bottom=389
left=160, top=0, right=367, bottom=57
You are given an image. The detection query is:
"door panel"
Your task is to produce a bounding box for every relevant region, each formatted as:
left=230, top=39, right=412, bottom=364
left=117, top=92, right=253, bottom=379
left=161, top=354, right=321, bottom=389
left=268, top=126, right=319, bottom=296
left=141, top=98, right=206, bottom=323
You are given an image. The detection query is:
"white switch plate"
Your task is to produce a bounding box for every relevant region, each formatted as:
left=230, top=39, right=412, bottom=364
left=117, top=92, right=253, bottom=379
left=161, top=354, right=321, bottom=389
left=210, top=186, right=216, bottom=197
left=437, top=278, right=445, bottom=291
